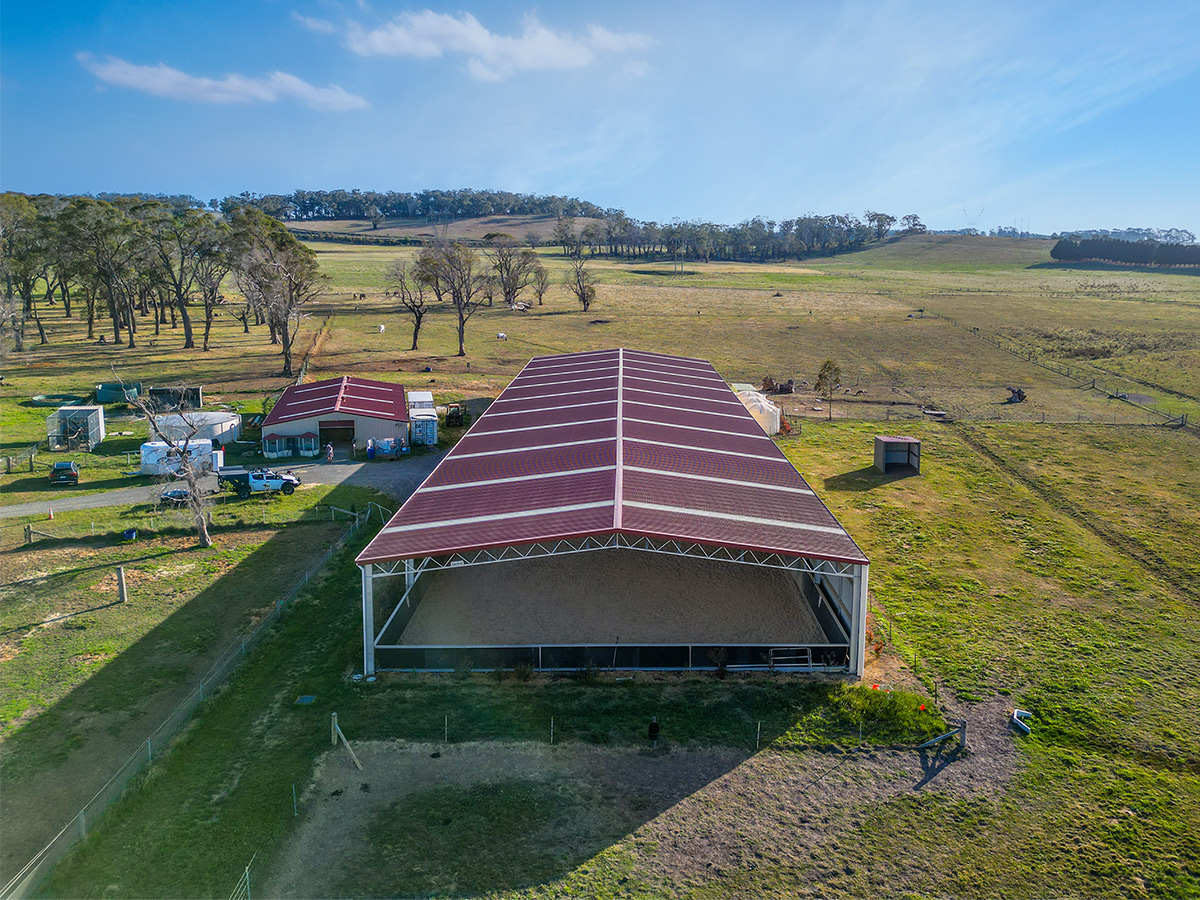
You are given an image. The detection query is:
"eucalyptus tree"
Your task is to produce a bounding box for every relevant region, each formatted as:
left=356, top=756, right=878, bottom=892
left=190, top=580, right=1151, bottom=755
left=385, top=258, right=433, bottom=350
left=57, top=197, right=146, bottom=347
left=0, top=192, right=45, bottom=350
left=141, top=203, right=227, bottom=349
left=230, top=208, right=326, bottom=377
left=415, top=241, right=488, bottom=357
left=564, top=248, right=598, bottom=313
left=486, top=238, right=542, bottom=308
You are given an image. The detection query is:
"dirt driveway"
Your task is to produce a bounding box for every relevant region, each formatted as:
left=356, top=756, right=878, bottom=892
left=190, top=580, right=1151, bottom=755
left=0, top=451, right=444, bottom=521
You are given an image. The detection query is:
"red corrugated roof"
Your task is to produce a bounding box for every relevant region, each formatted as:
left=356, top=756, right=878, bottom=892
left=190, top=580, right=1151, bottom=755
left=262, top=376, right=408, bottom=427
left=357, top=349, right=867, bottom=566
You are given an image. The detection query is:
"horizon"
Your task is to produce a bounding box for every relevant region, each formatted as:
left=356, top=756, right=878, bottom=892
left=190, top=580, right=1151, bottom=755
left=2, top=1, right=1198, bottom=236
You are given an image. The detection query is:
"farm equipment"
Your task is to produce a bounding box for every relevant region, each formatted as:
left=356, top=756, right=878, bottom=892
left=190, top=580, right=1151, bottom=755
left=760, top=376, right=795, bottom=394
left=445, top=403, right=465, bottom=427
left=217, top=466, right=300, bottom=499
left=1005, top=387, right=1027, bottom=403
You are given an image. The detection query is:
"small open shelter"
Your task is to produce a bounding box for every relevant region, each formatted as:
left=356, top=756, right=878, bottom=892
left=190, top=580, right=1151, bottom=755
left=874, top=435, right=921, bottom=474
left=47, top=406, right=106, bottom=451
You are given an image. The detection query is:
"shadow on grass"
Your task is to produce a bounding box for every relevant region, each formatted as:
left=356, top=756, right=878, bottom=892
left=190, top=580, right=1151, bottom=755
left=1026, top=261, right=1200, bottom=277
left=823, top=465, right=919, bottom=492
left=334, top=753, right=750, bottom=899
left=0, top=484, right=372, bottom=884
left=1, top=474, right=152, bottom=495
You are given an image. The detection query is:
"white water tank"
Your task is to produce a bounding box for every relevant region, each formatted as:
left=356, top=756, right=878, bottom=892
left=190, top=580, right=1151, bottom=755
left=736, top=391, right=782, bottom=435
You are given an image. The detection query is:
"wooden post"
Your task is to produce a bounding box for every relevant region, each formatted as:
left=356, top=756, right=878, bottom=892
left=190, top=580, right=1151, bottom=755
left=117, top=566, right=128, bottom=604
left=331, top=712, right=338, bottom=747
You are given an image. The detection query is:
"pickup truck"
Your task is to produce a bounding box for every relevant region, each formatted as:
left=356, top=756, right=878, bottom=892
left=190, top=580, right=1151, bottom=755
left=217, top=466, right=300, bottom=499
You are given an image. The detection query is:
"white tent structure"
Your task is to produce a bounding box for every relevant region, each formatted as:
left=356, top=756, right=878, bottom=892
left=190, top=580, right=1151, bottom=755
left=736, top=390, right=782, bottom=435
left=153, top=411, right=241, bottom=445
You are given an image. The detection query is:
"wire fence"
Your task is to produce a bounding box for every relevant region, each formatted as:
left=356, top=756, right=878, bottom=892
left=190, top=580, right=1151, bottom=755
left=3, top=441, right=43, bottom=475
left=0, top=504, right=390, bottom=900
left=921, top=309, right=1194, bottom=431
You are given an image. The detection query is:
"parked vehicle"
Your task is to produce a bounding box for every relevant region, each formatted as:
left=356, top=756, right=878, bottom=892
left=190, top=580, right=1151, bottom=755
left=48, top=461, right=80, bottom=484
left=160, top=487, right=192, bottom=506
left=217, top=466, right=300, bottom=499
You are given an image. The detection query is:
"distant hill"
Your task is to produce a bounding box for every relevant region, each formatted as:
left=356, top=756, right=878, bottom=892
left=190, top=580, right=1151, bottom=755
left=287, top=214, right=604, bottom=246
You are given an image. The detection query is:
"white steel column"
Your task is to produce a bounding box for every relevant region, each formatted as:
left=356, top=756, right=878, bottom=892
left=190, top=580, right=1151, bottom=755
left=405, top=558, right=415, bottom=589
left=362, top=564, right=376, bottom=675
left=849, top=564, right=869, bottom=676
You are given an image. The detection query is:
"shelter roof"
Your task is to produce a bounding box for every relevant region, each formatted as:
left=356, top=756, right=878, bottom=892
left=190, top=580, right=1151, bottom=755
left=357, top=349, right=867, bottom=566
left=262, top=376, right=408, bottom=427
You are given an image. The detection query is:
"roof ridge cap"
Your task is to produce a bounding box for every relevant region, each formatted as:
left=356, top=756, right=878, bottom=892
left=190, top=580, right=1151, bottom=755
left=334, top=375, right=349, bottom=412
left=614, top=348, right=624, bottom=530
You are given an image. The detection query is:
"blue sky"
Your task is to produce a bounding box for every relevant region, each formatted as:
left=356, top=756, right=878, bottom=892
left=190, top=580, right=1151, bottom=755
left=2, top=0, right=1198, bottom=234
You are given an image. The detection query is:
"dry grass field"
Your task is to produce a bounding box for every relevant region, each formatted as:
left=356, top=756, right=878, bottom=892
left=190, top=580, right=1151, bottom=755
left=4, top=228, right=1199, bottom=898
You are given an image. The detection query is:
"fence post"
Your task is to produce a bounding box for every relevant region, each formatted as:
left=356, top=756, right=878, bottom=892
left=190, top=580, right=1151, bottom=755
left=78, top=810, right=86, bottom=840
left=146, top=738, right=152, bottom=763
left=117, top=566, right=128, bottom=604
left=331, top=713, right=338, bottom=747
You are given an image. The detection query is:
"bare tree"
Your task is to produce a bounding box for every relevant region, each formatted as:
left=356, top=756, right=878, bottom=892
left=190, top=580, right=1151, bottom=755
left=127, top=388, right=214, bottom=548
left=814, top=359, right=842, bottom=421
left=524, top=231, right=541, bottom=250
left=532, top=263, right=550, bottom=305
left=415, top=241, right=488, bottom=357
left=385, top=258, right=433, bottom=350
left=564, top=250, right=598, bottom=312
left=486, top=239, right=540, bottom=308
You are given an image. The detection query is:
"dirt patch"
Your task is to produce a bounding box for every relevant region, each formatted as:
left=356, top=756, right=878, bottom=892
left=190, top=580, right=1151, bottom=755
left=269, top=706, right=1020, bottom=898
left=395, top=550, right=829, bottom=646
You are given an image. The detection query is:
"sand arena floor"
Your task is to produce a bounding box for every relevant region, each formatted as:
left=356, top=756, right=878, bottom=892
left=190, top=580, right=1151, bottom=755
left=386, top=549, right=832, bottom=646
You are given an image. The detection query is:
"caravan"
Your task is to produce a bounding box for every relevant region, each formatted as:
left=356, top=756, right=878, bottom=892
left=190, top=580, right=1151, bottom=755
left=140, top=440, right=214, bottom=476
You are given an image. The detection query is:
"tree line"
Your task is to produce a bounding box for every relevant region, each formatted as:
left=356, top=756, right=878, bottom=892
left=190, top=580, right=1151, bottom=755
left=219, top=188, right=609, bottom=225
left=0, top=192, right=323, bottom=375
left=1050, top=236, right=1200, bottom=267
left=221, top=189, right=926, bottom=263
left=543, top=212, right=925, bottom=263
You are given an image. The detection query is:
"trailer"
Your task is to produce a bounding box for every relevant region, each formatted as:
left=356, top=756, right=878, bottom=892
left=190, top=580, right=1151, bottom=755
left=140, top=440, right=214, bottom=476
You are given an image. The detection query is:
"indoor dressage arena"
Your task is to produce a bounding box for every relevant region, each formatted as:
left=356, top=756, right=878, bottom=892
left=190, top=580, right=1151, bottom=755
left=356, top=348, right=870, bottom=674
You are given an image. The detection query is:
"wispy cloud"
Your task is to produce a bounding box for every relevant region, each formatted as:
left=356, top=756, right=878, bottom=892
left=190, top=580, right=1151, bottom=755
left=344, top=10, right=653, bottom=81
left=77, top=53, right=368, bottom=112
left=292, top=12, right=337, bottom=34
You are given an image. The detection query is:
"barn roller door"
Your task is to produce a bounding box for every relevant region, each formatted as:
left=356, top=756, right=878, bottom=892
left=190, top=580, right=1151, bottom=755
left=319, top=420, right=356, bottom=443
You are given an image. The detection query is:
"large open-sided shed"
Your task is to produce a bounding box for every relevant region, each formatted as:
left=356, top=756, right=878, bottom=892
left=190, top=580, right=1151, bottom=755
left=356, top=349, right=869, bottom=674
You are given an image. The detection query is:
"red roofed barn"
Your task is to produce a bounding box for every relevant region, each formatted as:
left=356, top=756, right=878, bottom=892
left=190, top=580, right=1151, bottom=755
left=356, top=349, right=869, bottom=675
left=261, top=376, right=409, bottom=459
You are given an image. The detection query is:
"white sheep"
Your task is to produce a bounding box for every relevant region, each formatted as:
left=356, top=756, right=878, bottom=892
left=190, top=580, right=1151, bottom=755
left=497, top=332, right=508, bottom=341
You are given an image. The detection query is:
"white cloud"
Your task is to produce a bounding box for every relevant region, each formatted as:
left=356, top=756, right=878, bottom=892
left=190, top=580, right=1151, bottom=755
left=344, top=10, right=653, bottom=80
left=77, top=53, right=368, bottom=112
left=292, top=12, right=337, bottom=34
